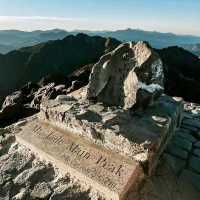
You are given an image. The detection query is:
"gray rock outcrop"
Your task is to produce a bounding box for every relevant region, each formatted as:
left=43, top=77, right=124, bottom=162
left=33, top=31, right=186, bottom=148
left=0, top=91, right=37, bottom=127
left=30, top=83, right=67, bottom=110
left=86, top=41, right=164, bottom=109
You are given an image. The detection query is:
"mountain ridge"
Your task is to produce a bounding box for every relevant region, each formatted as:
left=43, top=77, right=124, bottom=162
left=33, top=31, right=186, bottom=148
left=1, top=33, right=200, bottom=103
left=180, top=43, right=200, bottom=56
left=0, top=33, right=120, bottom=95
left=1, top=28, right=200, bottom=55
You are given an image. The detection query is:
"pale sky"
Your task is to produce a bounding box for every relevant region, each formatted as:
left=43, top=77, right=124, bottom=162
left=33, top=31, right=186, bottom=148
left=0, top=0, right=199, bottom=35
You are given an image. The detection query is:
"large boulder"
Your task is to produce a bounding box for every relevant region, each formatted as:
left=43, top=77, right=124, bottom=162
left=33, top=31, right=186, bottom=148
left=86, top=41, right=164, bottom=109
left=2, top=91, right=27, bottom=110
left=20, top=82, right=40, bottom=97
left=0, top=91, right=37, bottom=127
left=0, top=82, right=68, bottom=127
left=38, top=74, right=70, bottom=88
left=66, top=64, right=94, bottom=94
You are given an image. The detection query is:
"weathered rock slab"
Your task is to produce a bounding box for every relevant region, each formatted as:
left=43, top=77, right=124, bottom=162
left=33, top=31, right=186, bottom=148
left=39, top=93, right=183, bottom=175
left=15, top=119, right=143, bottom=200
left=12, top=92, right=183, bottom=199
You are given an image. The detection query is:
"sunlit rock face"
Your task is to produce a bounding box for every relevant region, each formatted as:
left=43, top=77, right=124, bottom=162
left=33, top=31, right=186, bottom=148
left=86, top=41, right=164, bottom=109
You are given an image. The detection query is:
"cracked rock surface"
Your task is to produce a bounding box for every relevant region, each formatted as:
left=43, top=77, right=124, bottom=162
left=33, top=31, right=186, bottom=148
left=0, top=128, right=105, bottom=200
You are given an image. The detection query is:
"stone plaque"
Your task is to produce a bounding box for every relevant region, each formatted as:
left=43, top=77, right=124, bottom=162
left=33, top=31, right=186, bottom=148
left=16, top=119, right=143, bottom=200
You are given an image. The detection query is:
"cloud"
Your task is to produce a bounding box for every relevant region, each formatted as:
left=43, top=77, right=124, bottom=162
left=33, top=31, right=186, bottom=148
left=0, top=15, right=129, bottom=31
left=0, top=16, right=87, bottom=22
left=0, top=15, right=93, bottom=31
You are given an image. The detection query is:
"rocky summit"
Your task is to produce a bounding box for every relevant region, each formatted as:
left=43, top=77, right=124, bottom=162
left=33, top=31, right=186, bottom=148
left=0, top=41, right=200, bottom=200
left=86, top=41, right=164, bottom=110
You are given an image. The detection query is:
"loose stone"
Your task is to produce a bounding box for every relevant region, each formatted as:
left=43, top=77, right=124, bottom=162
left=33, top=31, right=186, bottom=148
left=166, top=143, right=188, bottom=160
left=164, top=153, right=186, bottom=175
left=183, top=119, right=200, bottom=129
left=189, top=156, right=200, bottom=174
left=193, top=131, right=200, bottom=140
left=194, top=141, right=200, bottom=148
left=30, top=182, right=52, bottom=199
left=180, top=169, right=200, bottom=191
left=193, top=148, right=200, bottom=158
left=176, top=130, right=196, bottom=143
left=181, top=124, right=198, bottom=133
left=172, top=136, right=192, bottom=152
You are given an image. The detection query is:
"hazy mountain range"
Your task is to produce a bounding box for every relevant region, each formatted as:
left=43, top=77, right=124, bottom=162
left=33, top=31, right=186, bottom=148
left=0, top=29, right=200, bottom=55
left=0, top=29, right=70, bottom=54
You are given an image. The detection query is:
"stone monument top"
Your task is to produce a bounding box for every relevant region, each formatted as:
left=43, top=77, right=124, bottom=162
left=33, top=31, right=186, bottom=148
left=86, top=41, right=164, bottom=109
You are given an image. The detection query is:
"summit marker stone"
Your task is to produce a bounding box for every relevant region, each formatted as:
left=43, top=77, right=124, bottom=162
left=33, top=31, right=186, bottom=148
left=16, top=119, right=143, bottom=199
